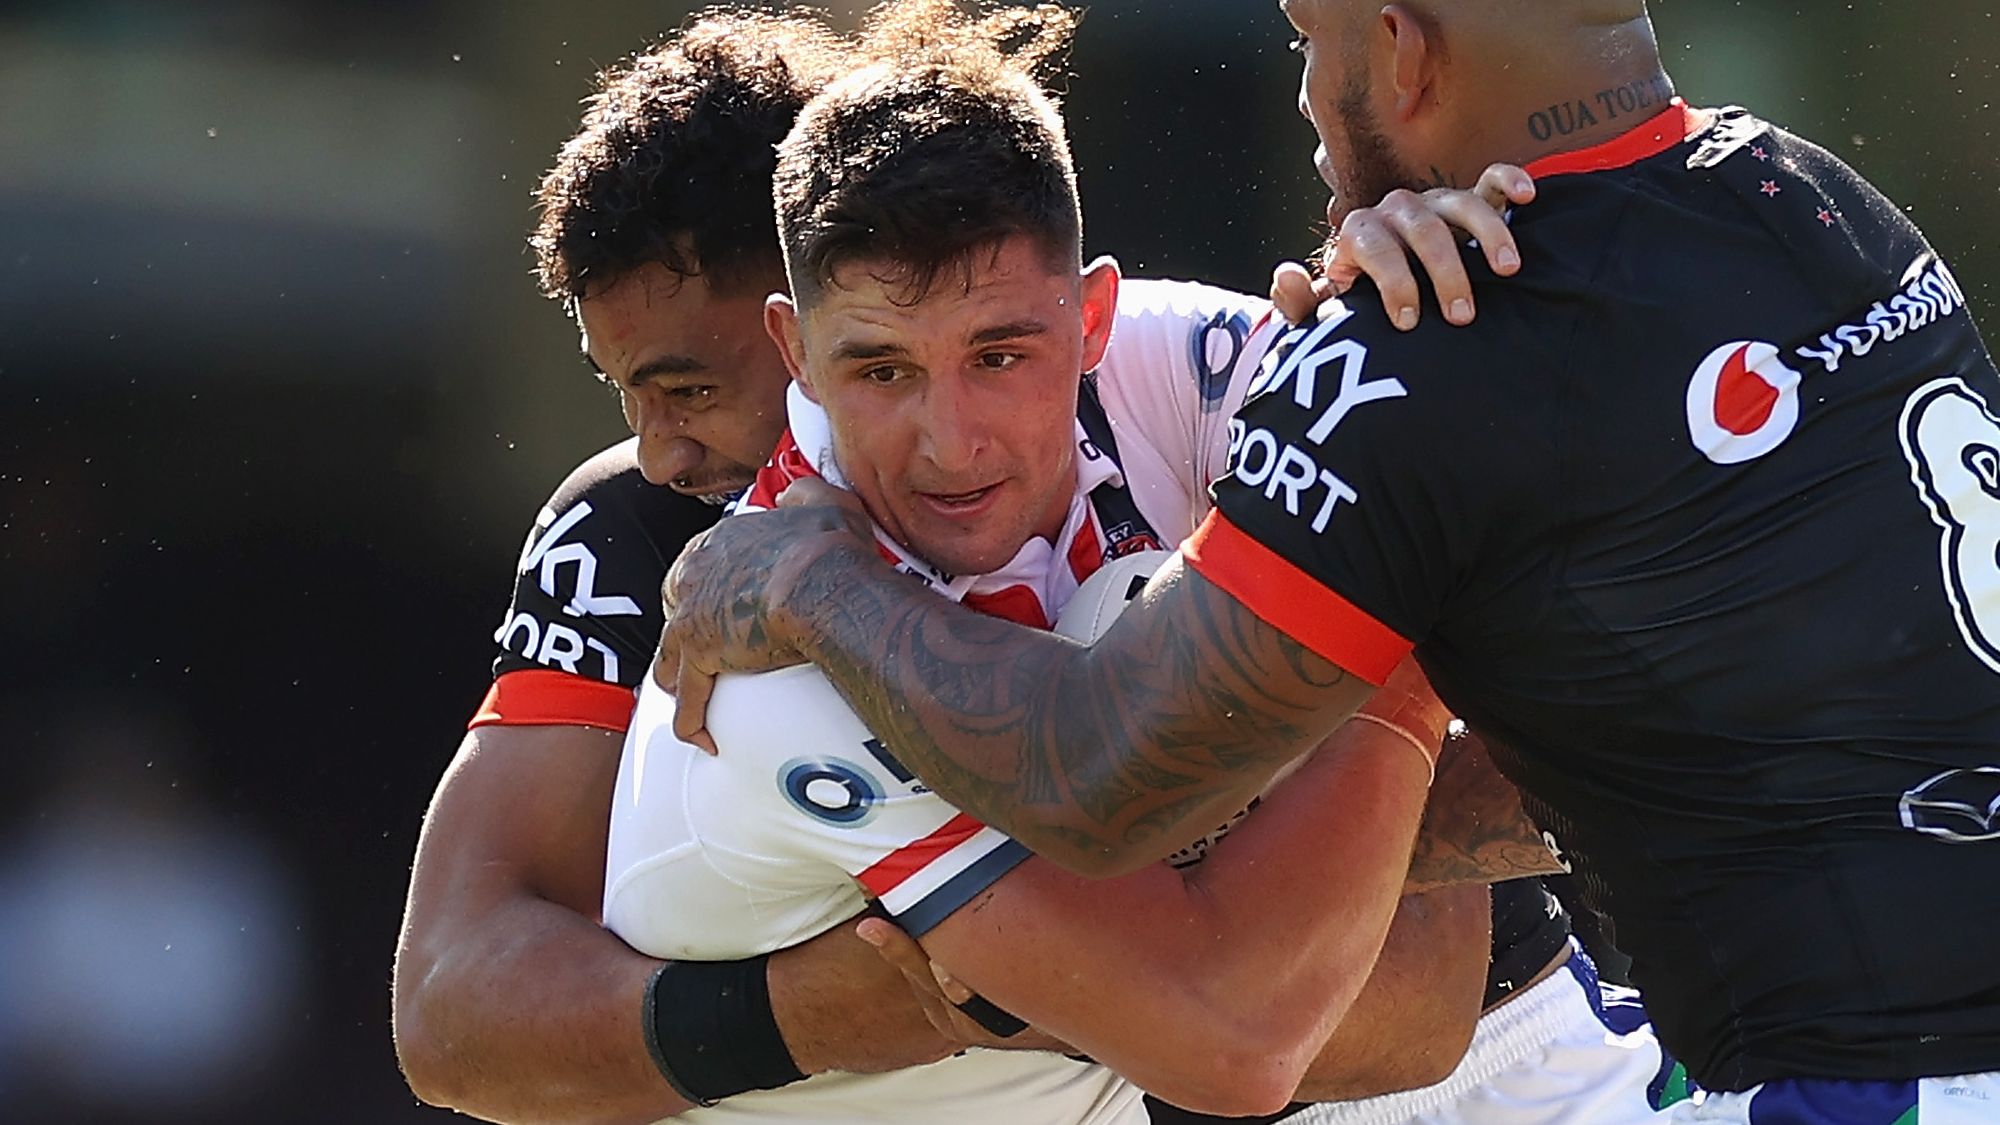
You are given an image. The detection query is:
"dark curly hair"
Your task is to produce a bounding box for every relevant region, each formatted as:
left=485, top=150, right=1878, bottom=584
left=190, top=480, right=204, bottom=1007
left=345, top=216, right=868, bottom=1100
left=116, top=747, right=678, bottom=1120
left=533, top=7, right=847, bottom=300
left=774, top=0, right=1081, bottom=307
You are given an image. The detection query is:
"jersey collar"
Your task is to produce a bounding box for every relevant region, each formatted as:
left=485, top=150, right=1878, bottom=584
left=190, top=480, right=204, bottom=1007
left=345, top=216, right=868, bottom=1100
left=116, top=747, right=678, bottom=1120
left=1524, top=99, right=1706, bottom=179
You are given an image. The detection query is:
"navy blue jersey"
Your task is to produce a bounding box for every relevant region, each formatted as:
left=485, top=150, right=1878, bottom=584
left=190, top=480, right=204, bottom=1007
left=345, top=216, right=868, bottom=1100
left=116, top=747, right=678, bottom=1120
left=1189, top=104, right=2000, bottom=1089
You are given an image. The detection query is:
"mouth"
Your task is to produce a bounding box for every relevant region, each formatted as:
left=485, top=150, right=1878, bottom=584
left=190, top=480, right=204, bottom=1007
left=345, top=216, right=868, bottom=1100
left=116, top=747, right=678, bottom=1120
left=915, top=482, right=1003, bottom=519
left=672, top=475, right=753, bottom=504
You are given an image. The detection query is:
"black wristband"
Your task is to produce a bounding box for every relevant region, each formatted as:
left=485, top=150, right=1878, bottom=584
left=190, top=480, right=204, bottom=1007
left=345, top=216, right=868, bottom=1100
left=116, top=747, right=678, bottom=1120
left=643, top=957, right=806, bottom=1106
left=952, top=992, right=1029, bottom=1038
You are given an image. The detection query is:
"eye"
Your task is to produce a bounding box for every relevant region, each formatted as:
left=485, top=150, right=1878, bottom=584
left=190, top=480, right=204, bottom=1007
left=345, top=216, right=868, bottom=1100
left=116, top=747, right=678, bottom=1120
left=861, top=364, right=904, bottom=384
left=977, top=351, right=1023, bottom=371
left=665, top=384, right=716, bottom=403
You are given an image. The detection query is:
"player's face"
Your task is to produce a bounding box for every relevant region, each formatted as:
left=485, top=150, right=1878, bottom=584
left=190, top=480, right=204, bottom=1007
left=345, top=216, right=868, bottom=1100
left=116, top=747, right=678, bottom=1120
left=1283, top=0, right=1416, bottom=224
left=577, top=261, right=790, bottom=503
left=769, top=236, right=1119, bottom=577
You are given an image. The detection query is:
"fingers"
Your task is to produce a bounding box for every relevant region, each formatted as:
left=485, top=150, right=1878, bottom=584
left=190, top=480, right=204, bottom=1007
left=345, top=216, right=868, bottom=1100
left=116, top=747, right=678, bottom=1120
left=1421, top=189, right=1522, bottom=280
left=1271, top=261, right=1319, bottom=326
left=1272, top=262, right=1346, bottom=326
left=776, top=476, right=860, bottom=513
left=1473, top=162, right=1537, bottom=211
left=858, top=919, right=990, bottom=1045
left=1335, top=174, right=1540, bottom=331
left=857, top=918, right=939, bottom=991
left=670, top=657, right=719, bottom=755
left=1329, top=192, right=1431, bottom=330
left=928, top=962, right=974, bottom=1006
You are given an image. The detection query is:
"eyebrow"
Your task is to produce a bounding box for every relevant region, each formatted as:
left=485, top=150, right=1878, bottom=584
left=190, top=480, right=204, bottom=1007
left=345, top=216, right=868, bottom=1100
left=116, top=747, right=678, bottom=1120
left=595, top=354, right=709, bottom=385
left=970, top=319, right=1050, bottom=346
left=831, top=339, right=909, bottom=363
left=828, top=318, right=1053, bottom=364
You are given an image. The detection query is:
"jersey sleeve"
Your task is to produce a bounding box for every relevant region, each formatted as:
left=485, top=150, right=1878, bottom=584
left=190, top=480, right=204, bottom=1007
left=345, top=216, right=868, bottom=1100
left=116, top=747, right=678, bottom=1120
left=687, top=667, right=1032, bottom=939
left=1184, top=292, right=1555, bottom=686
left=473, top=440, right=721, bottom=732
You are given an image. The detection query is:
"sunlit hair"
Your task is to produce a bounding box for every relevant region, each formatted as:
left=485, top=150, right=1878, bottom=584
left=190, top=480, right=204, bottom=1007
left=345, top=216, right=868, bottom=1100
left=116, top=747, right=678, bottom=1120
left=773, top=0, right=1082, bottom=308
left=532, top=7, right=848, bottom=300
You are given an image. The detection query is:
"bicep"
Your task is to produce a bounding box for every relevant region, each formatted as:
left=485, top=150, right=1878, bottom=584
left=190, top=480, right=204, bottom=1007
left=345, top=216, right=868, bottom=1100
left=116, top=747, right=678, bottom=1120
left=413, top=723, right=626, bottom=920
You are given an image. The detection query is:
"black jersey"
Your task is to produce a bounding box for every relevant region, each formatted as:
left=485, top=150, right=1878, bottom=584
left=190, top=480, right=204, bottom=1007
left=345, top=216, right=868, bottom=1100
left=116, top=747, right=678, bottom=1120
left=472, top=438, right=722, bottom=730
left=1189, top=103, right=2000, bottom=1089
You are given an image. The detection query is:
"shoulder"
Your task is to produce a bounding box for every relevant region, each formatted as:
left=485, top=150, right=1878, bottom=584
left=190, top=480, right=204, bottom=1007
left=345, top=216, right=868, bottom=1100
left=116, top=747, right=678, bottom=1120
left=487, top=440, right=719, bottom=690
left=1113, top=276, right=1270, bottom=325
left=532, top=438, right=722, bottom=563
left=1106, top=278, right=1275, bottom=387
left=1097, top=277, right=1283, bottom=443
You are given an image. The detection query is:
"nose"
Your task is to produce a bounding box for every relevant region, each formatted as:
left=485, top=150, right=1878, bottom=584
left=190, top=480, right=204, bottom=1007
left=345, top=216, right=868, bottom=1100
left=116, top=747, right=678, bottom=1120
left=637, top=435, right=705, bottom=488
left=626, top=395, right=704, bottom=487
left=915, top=378, right=986, bottom=475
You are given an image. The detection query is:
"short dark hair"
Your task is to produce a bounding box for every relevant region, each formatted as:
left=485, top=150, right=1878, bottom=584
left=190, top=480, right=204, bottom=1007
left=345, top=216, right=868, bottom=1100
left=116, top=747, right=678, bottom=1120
left=773, top=0, right=1081, bottom=307
left=533, top=7, right=846, bottom=300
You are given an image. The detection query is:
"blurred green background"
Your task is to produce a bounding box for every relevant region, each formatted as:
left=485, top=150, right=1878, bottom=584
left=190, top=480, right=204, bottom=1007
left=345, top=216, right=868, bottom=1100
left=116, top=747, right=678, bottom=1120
left=1, top=2, right=1994, bottom=1120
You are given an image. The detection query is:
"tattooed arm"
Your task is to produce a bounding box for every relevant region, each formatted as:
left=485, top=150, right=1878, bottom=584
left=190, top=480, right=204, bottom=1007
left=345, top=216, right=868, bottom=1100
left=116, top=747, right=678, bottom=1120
left=659, top=503, right=1376, bottom=877
left=1404, top=728, right=1565, bottom=894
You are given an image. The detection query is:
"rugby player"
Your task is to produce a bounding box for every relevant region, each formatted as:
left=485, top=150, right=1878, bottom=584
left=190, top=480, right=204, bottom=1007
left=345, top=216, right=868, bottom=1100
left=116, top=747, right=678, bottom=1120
left=594, top=4, right=1636, bottom=1120
left=392, top=7, right=1575, bottom=1124
left=659, top=1, right=2000, bottom=1121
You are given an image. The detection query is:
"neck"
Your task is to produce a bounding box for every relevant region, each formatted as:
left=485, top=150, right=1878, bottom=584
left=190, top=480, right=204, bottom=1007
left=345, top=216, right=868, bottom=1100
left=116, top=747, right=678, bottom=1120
left=1426, top=16, right=1677, bottom=187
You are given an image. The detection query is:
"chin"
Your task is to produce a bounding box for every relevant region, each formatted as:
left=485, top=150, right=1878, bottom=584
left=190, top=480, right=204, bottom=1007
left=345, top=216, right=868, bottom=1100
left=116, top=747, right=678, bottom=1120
left=908, top=534, right=1021, bottom=580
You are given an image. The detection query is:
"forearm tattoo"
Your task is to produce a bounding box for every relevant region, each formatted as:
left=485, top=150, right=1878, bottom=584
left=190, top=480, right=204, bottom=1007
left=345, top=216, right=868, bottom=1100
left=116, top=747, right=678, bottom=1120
left=789, top=557, right=1353, bottom=869
left=1403, top=730, right=1563, bottom=894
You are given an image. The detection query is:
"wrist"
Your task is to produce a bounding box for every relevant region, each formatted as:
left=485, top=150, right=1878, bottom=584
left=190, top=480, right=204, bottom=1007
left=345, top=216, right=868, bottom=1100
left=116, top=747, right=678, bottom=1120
left=1354, top=686, right=1452, bottom=783
left=767, top=533, right=879, bottom=657
left=642, top=957, right=805, bottom=1106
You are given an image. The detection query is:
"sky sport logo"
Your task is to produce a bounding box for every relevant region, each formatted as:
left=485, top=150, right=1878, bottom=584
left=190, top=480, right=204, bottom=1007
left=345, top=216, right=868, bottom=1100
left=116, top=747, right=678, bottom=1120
left=1686, top=340, right=1805, bottom=465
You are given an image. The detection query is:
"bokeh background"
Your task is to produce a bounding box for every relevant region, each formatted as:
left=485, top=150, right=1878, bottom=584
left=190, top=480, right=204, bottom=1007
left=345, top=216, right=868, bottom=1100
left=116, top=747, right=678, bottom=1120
left=1, top=1, right=1994, bottom=1120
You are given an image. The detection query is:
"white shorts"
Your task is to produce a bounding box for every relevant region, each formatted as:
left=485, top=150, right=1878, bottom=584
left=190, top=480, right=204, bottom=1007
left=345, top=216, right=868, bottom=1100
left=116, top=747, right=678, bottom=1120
left=1287, top=945, right=1669, bottom=1125
left=1664, top=1072, right=2000, bottom=1123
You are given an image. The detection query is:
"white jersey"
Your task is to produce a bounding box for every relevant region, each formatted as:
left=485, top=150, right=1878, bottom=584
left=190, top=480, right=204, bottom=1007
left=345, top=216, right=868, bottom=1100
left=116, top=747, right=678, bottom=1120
left=603, top=279, right=1277, bottom=1125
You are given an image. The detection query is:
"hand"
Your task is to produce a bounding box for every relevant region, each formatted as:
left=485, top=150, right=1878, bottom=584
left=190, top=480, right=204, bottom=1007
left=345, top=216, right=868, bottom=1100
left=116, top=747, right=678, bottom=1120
left=855, top=917, right=1070, bottom=1054
left=768, top=913, right=958, bottom=1075
left=656, top=477, right=873, bottom=752
left=1404, top=727, right=1565, bottom=894
left=1271, top=163, right=1536, bottom=330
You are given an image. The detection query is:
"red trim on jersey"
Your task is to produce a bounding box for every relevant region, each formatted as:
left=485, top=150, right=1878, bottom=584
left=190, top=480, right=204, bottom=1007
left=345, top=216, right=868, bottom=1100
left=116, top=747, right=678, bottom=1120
left=962, top=585, right=1051, bottom=629
left=469, top=669, right=638, bottom=732
left=1525, top=100, right=1700, bottom=179
left=1182, top=510, right=1411, bottom=687
left=857, top=812, right=986, bottom=897
left=743, top=430, right=813, bottom=510
left=1066, top=507, right=1107, bottom=583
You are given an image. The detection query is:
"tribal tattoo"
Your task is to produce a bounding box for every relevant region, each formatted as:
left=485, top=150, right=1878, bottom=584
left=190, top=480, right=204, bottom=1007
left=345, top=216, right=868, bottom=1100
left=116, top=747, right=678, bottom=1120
left=782, top=552, right=1369, bottom=877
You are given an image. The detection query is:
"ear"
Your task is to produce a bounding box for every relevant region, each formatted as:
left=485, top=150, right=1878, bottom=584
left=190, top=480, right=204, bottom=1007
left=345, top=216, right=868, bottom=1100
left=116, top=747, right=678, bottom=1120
left=1078, top=255, right=1122, bottom=373
left=763, top=293, right=819, bottom=404
left=1379, top=4, right=1438, bottom=122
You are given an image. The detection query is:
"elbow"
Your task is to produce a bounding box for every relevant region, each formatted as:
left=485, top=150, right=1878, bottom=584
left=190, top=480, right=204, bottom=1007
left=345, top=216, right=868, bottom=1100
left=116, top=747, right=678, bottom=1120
left=1132, top=1004, right=1327, bottom=1117
left=1410, top=1007, right=1479, bottom=1090
left=1145, top=1039, right=1314, bottom=1118
left=1368, top=1025, right=1472, bottom=1096
left=392, top=976, right=467, bottom=1111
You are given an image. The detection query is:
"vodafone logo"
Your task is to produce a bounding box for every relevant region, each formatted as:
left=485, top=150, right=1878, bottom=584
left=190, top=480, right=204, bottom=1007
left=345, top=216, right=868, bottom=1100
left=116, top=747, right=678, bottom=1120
left=1686, top=341, right=1804, bottom=465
